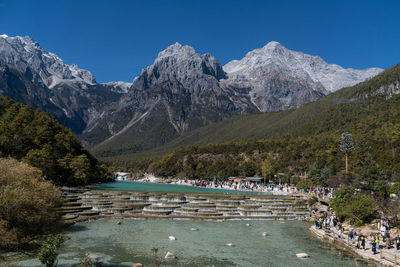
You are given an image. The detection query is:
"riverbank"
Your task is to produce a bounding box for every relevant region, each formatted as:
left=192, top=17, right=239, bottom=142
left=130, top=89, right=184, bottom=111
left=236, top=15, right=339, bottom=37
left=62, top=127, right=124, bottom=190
left=310, top=226, right=400, bottom=266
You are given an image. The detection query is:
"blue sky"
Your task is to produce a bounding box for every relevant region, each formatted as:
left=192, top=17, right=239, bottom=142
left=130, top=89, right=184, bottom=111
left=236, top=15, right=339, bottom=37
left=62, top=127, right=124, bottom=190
left=0, top=0, right=399, bottom=83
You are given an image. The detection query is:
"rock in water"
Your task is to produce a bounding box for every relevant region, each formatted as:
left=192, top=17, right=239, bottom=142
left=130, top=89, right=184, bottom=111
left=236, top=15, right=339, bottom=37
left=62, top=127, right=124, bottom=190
left=262, top=232, right=268, bottom=236
left=131, top=264, right=143, bottom=267
left=117, top=221, right=121, bottom=225
left=296, top=253, right=309, bottom=258
left=169, top=236, right=176, bottom=240
left=190, top=228, right=199, bottom=231
left=86, top=252, right=105, bottom=260
left=226, top=243, right=234, bottom=247
left=165, top=251, right=175, bottom=259
left=246, top=223, right=251, bottom=227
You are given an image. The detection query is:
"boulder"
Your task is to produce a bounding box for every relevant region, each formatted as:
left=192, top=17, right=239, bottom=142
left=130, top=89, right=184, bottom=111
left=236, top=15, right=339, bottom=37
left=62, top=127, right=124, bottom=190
left=131, top=264, right=143, bottom=267
left=86, top=252, right=105, bottom=260
left=169, top=236, right=176, bottom=240
left=296, top=253, right=309, bottom=258
left=190, top=228, right=199, bottom=231
left=262, top=232, right=268, bottom=236
left=226, top=243, right=234, bottom=247
left=117, top=221, right=122, bottom=225
left=165, top=251, right=175, bottom=259
left=246, top=223, right=251, bottom=227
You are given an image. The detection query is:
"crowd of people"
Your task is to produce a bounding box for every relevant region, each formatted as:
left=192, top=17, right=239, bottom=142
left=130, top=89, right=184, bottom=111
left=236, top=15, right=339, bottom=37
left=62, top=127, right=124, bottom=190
left=316, top=215, right=400, bottom=255
left=175, top=178, right=300, bottom=194
left=302, top=187, right=334, bottom=199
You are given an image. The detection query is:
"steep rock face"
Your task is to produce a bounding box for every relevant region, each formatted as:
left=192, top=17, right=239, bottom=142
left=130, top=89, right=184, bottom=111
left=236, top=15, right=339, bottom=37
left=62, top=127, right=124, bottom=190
left=88, top=43, right=258, bottom=155
left=0, top=35, right=127, bottom=134
left=0, top=35, right=385, bottom=156
left=223, top=41, right=383, bottom=112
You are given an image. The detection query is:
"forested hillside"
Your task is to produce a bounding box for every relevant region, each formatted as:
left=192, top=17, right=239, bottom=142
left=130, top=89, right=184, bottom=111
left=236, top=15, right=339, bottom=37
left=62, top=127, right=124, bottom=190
left=0, top=96, right=111, bottom=186
left=102, top=63, right=400, bottom=161
left=105, top=64, right=400, bottom=192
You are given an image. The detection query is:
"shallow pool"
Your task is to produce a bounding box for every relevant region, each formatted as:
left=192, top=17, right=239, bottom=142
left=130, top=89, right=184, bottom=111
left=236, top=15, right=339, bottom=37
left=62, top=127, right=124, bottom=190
left=11, top=219, right=370, bottom=266
left=92, top=181, right=265, bottom=194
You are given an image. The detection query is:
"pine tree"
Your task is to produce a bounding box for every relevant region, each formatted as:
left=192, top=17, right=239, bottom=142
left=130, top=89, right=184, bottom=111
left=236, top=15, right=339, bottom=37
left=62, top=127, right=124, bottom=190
left=340, top=132, right=355, bottom=174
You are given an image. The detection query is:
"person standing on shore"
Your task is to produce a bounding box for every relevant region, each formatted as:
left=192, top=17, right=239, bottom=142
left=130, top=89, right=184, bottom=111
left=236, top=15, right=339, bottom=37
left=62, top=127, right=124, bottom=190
left=375, top=235, right=380, bottom=253
left=395, top=235, right=400, bottom=250
left=361, top=236, right=366, bottom=250
left=372, top=241, right=376, bottom=254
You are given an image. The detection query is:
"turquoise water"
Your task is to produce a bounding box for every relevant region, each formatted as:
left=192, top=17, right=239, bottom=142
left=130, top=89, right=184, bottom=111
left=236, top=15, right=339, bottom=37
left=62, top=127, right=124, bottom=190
left=11, top=219, right=371, bottom=266
left=93, top=181, right=264, bottom=194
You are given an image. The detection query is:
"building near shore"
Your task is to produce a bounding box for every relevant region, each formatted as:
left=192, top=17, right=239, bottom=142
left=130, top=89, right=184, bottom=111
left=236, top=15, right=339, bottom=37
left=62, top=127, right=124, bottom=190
left=228, top=176, right=262, bottom=184
left=115, top=172, right=129, bottom=181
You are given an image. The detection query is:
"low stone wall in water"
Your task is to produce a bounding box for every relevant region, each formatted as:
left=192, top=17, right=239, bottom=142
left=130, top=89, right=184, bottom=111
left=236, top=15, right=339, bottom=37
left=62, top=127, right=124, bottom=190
left=60, top=189, right=310, bottom=223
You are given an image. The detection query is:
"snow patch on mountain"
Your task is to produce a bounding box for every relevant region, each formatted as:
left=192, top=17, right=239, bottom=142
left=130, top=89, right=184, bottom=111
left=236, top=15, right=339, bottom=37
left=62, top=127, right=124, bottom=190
left=224, top=41, right=383, bottom=93
left=102, top=81, right=132, bottom=93
left=0, top=35, right=96, bottom=88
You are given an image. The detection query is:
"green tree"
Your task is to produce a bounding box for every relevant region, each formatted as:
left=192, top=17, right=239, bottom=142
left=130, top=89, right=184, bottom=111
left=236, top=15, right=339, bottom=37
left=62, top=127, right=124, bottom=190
left=340, top=132, right=355, bottom=174
left=37, top=234, right=64, bottom=267
left=261, top=157, right=275, bottom=184
left=330, top=186, right=377, bottom=225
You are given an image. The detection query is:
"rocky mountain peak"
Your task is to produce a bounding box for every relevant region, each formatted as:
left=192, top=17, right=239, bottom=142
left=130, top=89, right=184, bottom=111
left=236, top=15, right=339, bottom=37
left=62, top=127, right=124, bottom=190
left=224, top=41, right=383, bottom=93
left=155, top=42, right=197, bottom=62
left=0, top=34, right=96, bottom=88
left=135, top=42, right=226, bottom=90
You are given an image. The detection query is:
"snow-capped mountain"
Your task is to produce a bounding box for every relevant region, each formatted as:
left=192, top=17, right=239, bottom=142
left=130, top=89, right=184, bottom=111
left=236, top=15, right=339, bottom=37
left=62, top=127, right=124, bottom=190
left=88, top=42, right=258, bottom=155
left=0, top=35, right=385, bottom=155
left=0, top=34, right=128, bottom=135
left=0, top=34, right=96, bottom=88
left=223, top=41, right=383, bottom=111
left=102, top=81, right=133, bottom=93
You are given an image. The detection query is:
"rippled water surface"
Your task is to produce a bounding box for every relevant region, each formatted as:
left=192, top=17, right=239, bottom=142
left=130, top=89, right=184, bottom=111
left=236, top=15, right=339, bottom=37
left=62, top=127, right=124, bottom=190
left=11, top=219, right=371, bottom=266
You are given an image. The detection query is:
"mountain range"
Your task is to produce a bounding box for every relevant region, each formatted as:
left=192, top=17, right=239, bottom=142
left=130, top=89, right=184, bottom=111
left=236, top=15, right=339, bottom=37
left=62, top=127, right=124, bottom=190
left=0, top=34, right=383, bottom=156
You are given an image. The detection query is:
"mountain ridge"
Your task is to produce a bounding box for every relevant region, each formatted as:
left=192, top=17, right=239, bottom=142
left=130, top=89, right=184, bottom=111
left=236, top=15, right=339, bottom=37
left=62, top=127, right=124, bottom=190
left=101, top=62, right=400, bottom=160
left=0, top=34, right=384, bottom=156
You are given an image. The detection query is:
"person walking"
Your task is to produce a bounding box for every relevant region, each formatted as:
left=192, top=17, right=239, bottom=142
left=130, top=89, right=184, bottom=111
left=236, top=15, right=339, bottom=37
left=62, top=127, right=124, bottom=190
left=372, top=241, right=376, bottom=255
left=361, top=236, right=366, bottom=250
left=375, top=235, right=380, bottom=253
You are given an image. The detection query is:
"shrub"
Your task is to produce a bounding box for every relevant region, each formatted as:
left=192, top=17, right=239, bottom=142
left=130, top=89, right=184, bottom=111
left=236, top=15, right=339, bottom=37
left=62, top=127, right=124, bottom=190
left=308, top=196, right=318, bottom=206
left=0, top=158, right=62, bottom=250
left=330, top=186, right=377, bottom=225
left=296, top=179, right=313, bottom=190
left=37, top=234, right=64, bottom=267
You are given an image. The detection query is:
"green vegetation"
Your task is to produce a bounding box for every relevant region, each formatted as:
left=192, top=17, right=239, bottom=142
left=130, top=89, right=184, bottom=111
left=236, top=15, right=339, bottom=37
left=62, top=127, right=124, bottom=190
left=99, top=64, right=400, bottom=226
left=151, top=247, right=161, bottom=267
left=37, top=234, right=64, bottom=267
left=0, top=95, right=111, bottom=186
left=307, top=196, right=318, bottom=206
left=78, top=256, right=96, bottom=267
left=330, top=187, right=377, bottom=226
left=0, top=158, right=62, bottom=250
left=100, top=63, right=400, bottom=164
